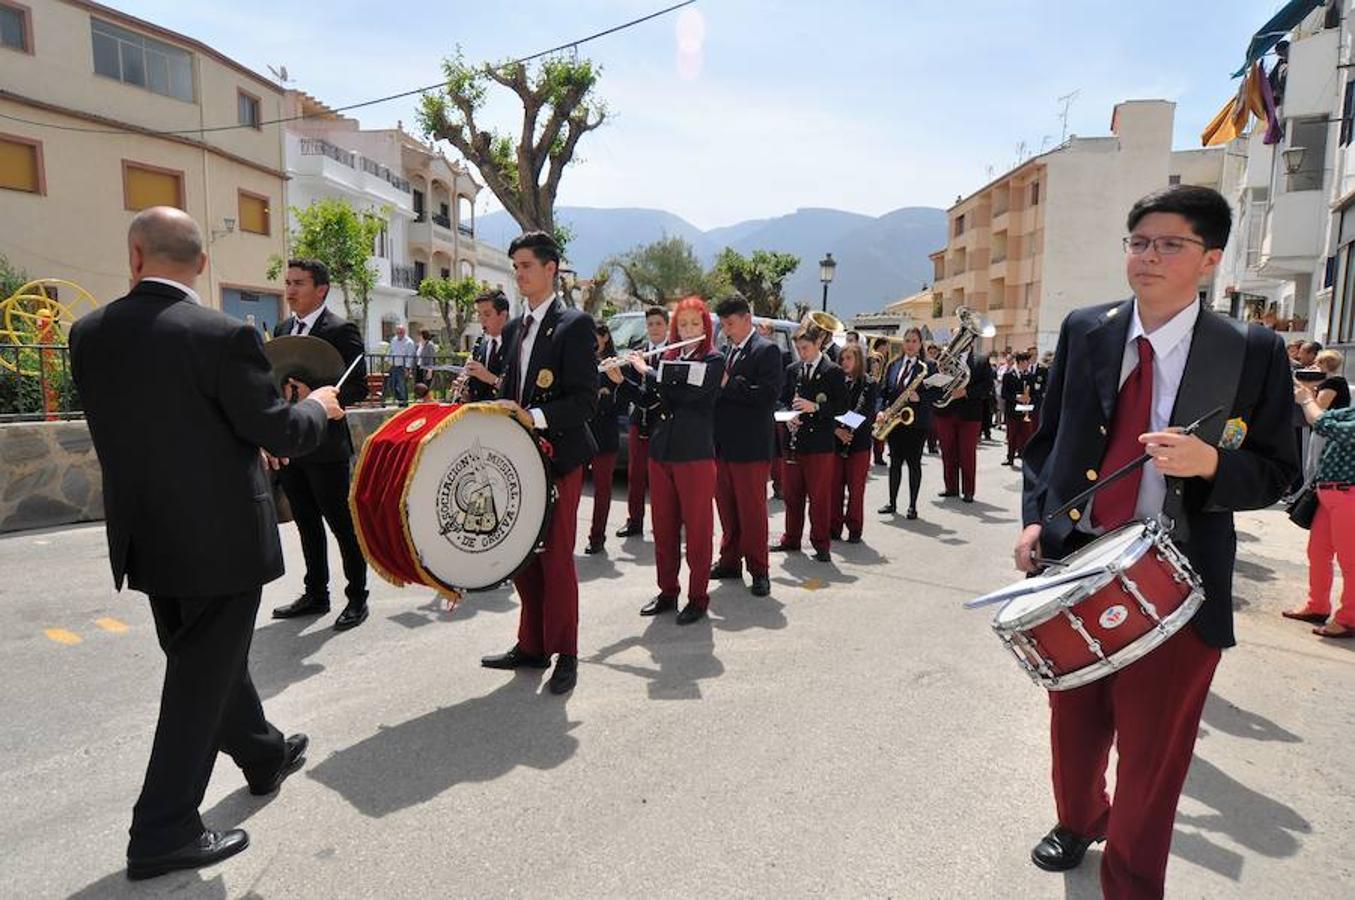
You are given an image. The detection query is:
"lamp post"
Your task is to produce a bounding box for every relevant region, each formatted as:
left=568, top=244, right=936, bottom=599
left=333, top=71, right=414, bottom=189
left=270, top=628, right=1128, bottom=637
left=819, top=252, right=836, bottom=313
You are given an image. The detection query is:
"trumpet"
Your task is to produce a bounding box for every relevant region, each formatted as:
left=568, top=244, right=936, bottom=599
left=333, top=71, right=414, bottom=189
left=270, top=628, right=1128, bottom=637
left=597, top=335, right=703, bottom=372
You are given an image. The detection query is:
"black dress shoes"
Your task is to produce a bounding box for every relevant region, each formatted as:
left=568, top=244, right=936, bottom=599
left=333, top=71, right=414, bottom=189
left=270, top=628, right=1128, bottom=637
left=878, top=503, right=896, bottom=514
left=615, top=521, right=643, bottom=538
left=584, top=540, right=606, bottom=555
left=548, top=654, right=577, bottom=694
left=846, top=534, right=862, bottom=544
left=248, top=733, right=309, bottom=796
left=769, top=542, right=799, bottom=553
left=710, top=564, right=743, bottom=580
left=962, top=494, right=974, bottom=503
left=812, top=548, right=831, bottom=562
left=1030, top=825, right=1102, bottom=872
left=676, top=603, right=707, bottom=625
left=481, top=644, right=551, bottom=669
left=750, top=574, right=771, bottom=597
left=906, top=507, right=918, bottom=520
left=127, top=829, right=249, bottom=881
left=938, top=490, right=958, bottom=498
left=640, top=595, right=679, bottom=616
left=272, top=594, right=330, bottom=619
left=334, top=602, right=369, bottom=631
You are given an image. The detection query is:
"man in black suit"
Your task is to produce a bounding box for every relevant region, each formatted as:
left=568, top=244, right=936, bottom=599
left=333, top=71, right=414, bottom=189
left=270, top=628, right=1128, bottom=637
left=711, top=295, right=784, bottom=596
left=1013, top=186, right=1299, bottom=897
left=70, top=208, right=347, bottom=880
left=615, top=306, right=669, bottom=537
left=481, top=231, right=597, bottom=694
left=1001, top=352, right=1034, bottom=465
left=269, top=260, right=371, bottom=631
left=461, top=288, right=510, bottom=401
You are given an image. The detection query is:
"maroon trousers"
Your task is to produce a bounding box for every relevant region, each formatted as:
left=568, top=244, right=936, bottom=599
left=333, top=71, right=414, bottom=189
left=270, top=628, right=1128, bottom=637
left=649, top=458, right=717, bottom=607
left=872, top=437, right=886, bottom=465
left=935, top=415, right=980, bottom=496
left=831, top=449, right=871, bottom=539
left=513, top=466, right=583, bottom=657
left=588, top=451, right=617, bottom=545
left=715, top=459, right=772, bottom=576
left=781, top=451, right=834, bottom=552
left=625, top=426, right=649, bottom=527
left=1050, top=626, right=1221, bottom=899
left=1005, top=406, right=1034, bottom=461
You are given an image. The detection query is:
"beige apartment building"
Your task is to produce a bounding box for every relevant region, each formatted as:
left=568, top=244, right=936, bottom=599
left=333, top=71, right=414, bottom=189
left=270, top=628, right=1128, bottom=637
left=908, top=101, right=1227, bottom=353
left=0, top=0, right=286, bottom=320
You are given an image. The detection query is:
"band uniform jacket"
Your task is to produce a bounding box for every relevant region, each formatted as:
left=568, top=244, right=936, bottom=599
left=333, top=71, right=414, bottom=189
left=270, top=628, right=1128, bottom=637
left=934, top=356, right=994, bottom=422
left=1001, top=368, right=1029, bottom=406
left=714, top=332, right=785, bottom=462
left=840, top=376, right=880, bottom=454
left=780, top=356, right=849, bottom=454
left=70, top=280, right=330, bottom=597
left=622, top=340, right=663, bottom=438
left=879, top=357, right=940, bottom=431
left=619, top=350, right=725, bottom=463
left=273, top=307, right=366, bottom=463
left=498, top=298, right=599, bottom=476
left=589, top=369, right=621, bottom=455
left=465, top=333, right=506, bottom=402
left=1021, top=298, right=1300, bottom=648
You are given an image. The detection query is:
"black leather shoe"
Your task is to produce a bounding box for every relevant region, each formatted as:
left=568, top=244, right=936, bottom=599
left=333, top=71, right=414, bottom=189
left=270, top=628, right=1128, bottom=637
left=548, top=655, right=577, bottom=694
left=710, top=564, right=743, bottom=580
left=750, top=574, right=771, bottom=597
left=676, top=603, right=707, bottom=625
left=481, top=645, right=551, bottom=669
left=333, top=602, right=369, bottom=631
left=272, top=594, right=330, bottom=619
left=770, top=542, right=800, bottom=553
left=846, top=534, right=862, bottom=544
left=1031, top=825, right=1102, bottom=872
left=615, top=521, right=643, bottom=538
left=878, top=503, right=896, bottom=514
left=962, top=494, right=974, bottom=503
left=938, top=490, right=958, bottom=498
left=906, top=508, right=918, bottom=520
left=248, top=734, right=308, bottom=796
left=584, top=540, right=605, bottom=555
left=640, top=595, right=679, bottom=616
left=127, top=829, right=249, bottom=881
left=812, top=549, right=831, bottom=562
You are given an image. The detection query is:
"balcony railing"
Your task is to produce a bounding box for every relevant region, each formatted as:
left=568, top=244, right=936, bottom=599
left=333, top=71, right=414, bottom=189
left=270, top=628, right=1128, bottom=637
left=414, top=211, right=427, bottom=223
left=457, top=222, right=474, bottom=237
left=297, top=138, right=411, bottom=194
left=391, top=263, right=420, bottom=290
left=432, top=213, right=452, bottom=228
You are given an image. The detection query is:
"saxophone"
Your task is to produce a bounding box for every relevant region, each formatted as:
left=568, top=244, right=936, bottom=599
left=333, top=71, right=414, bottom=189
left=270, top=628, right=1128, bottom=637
left=872, top=361, right=930, bottom=441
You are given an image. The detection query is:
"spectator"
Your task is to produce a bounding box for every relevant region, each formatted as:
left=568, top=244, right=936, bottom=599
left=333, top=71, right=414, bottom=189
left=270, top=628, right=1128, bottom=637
left=386, top=324, right=417, bottom=406
left=416, top=328, right=439, bottom=387
left=1302, top=350, right=1351, bottom=480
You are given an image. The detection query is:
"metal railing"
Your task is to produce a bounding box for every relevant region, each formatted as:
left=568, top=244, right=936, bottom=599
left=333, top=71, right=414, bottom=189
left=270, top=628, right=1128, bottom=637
left=457, top=222, right=474, bottom=237
left=432, top=213, right=452, bottom=228
left=362, top=351, right=470, bottom=405
left=298, top=138, right=411, bottom=194
left=0, top=344, right=83, bottom=422
left=391, top=263, right=420, bottom=290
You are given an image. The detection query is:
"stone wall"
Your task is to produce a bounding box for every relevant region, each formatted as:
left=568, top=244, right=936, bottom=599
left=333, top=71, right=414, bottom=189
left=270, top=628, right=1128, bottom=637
left=0, top=407, right=400, bottom=534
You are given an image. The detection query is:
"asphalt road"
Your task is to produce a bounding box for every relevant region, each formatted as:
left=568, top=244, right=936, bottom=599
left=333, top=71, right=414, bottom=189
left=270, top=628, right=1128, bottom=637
left=1, top=437, right=1351, bottom=898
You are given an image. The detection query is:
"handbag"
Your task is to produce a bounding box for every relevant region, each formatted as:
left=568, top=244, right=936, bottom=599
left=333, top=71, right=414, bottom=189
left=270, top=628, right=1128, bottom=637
left=1287, top=485, right=1319, bottom=530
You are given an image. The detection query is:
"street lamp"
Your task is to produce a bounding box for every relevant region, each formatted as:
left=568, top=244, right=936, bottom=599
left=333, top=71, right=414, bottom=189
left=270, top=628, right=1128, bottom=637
left=819, top=252, right=837, bottom=313
left=1281, top=145, right=1307, bottom=176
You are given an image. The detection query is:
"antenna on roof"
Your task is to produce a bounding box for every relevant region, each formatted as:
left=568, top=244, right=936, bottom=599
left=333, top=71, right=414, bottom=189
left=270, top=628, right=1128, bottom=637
left=267, top=64, right=291, bottom=83
left=1057, top=90, right=1080, bottom=143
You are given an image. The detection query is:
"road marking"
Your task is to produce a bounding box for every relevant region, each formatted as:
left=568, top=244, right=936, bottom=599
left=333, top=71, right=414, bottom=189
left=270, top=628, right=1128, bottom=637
left=800, top=578, right=827, bottom=591
left=43, top=628, right=82, bottom=645
left=95, top=617, right=129, bottom=634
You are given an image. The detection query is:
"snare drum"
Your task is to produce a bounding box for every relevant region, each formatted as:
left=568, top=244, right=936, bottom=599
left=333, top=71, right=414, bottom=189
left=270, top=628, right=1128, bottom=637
left=991, top=521, right=1203, bottom=691
left=349, top=403, right=554, bottom=595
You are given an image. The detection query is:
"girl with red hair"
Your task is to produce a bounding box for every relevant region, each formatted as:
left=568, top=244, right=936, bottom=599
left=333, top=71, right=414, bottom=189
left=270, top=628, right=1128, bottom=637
left=607, top=296, right=724, bottom=623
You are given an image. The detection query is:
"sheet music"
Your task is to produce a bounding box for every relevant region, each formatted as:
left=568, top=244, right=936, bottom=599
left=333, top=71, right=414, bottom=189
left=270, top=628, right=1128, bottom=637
left=774, top=410, right=801, bottom=423
left=922, top=373, right=952, bottom=387
left=836, top=410, right=867, bottom=429
left=685, top=361, right=707, bottom=386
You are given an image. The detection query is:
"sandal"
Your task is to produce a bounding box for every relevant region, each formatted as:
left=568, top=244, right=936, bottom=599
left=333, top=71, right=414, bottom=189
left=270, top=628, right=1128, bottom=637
left=1313, top=623, right=1355, bottom=639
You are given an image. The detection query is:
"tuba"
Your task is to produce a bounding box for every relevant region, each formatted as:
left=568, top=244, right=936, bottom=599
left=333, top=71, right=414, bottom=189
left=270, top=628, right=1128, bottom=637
left=932, top=306, right=996, bottom=409
left=795, top=310, right=845, bottom=351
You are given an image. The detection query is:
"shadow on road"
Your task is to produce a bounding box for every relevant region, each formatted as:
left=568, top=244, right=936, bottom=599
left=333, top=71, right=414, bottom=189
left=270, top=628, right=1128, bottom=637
left=306, top=677, right=579, bottom=818
left=249, top=615, right=344, bottom=702
left=878, top=514, right=964, bottom=546
left=774, top=552, right=859, bottom=589
left=711, top=586, right=788, bottom=633
left=1201, top=692, right=1302, bottom=743
left=1062, top=850, right=1103, bottom=899
left=939, top=496, right=1017, bottom=526
left=587, top=614, right=723, bottom=700
left=70, top=871, right=231, bottom=899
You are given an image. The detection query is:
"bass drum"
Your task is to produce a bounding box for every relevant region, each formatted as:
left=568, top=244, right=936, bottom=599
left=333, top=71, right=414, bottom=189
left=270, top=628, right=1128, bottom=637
left=350, top=403, right=554, bottom=594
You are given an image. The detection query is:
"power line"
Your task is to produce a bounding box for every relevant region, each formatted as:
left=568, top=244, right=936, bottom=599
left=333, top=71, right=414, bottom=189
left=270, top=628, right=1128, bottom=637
left=0, top=0, right=696, bottom=138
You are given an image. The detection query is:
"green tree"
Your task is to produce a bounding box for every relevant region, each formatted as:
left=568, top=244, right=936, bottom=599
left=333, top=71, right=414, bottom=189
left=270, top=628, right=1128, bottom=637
left=267, top=198, right=386, bottom=334
left=607, top=235, right=714, bottom=307
left=711, top=248, right=801, bottom=318
left=417, top=274, right=483, bottom=348
left=417, top=50, right=606, bottom=243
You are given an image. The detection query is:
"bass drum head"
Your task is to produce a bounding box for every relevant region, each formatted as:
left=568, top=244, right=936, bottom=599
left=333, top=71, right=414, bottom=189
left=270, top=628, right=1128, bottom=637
left=404, top=406, right=552, bottom=591
left=994, top=523, right=1150, bottom=629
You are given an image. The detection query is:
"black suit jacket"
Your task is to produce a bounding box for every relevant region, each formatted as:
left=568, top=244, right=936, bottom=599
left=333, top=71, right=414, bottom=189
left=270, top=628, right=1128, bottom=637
left=714, top=332, right=784, bottom=462
left=589, top=369, right=621, bottom=454
left=619, top=351, right=725, bottom=462
left=498, top=298, right=598, bottom=476
left=274, top=308, right=366, bottom=463
left=71, top=281, right=329, bottom=597
left=879, top=357, right=939, bottom=431
left=1022, top=299, right=1300, bottom=648
left=465, top=333, right=506, bottom=402
left=621, top=341, right=664, bottom=436
left=1001, top=369, right=1027, bottom=405
left=781, top=356, right=849, bottom=454
left=840, top=377, right=880, bottom=453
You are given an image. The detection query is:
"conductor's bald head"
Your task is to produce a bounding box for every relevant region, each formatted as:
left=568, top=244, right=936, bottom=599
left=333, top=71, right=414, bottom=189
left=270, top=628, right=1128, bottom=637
left=128, top=206, right=207, bottom=286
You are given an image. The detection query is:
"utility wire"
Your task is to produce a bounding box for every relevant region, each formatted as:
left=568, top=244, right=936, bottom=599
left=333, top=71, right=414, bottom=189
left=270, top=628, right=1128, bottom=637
left=0, top=0, right=696, bottom=137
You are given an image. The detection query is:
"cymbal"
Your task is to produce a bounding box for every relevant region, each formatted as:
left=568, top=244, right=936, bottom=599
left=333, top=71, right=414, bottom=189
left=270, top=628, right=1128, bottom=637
left=263, top=335, right=344, bottom=393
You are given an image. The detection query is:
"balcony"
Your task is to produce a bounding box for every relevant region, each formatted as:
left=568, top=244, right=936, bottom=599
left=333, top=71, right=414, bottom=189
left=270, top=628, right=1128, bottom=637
left=457, top=222, right=474, bottom=237
left=391, top=263, right=420, bottom=290
left=291, top=136, right=412, bottom=209
left=432, top=213, right=451, bottom=228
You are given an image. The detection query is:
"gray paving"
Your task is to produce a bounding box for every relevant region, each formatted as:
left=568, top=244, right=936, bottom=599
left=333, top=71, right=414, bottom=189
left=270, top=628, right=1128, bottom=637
left=0, top=438, right=1351, bottom=898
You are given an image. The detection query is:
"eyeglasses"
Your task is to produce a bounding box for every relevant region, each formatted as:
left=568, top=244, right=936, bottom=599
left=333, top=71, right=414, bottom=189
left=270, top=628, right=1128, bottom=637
left=1123, top=235, right=1207, bottom=256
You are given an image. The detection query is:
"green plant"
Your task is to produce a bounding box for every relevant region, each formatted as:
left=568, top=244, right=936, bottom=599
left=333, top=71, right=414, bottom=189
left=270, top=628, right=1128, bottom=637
left=267, top=198, right=387, bottom=335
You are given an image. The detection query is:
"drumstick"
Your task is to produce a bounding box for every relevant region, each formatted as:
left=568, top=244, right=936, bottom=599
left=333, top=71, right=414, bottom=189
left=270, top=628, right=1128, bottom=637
left=335, top=354, right=364, bottom=391
left=1043, top=405, right=1224, bottom=525
left=963, top=566, right=1107, bottom=609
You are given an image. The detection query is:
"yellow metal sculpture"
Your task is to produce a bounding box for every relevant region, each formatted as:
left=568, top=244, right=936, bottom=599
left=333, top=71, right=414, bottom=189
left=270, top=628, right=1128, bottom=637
left=0, top=278, right=98, bottom=375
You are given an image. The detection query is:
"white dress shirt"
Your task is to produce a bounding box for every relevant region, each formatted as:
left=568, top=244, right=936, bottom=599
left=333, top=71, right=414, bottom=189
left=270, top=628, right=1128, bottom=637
left=517, top=295, right=556, bottom=429
left=288, top=305, right=325, bottom=336
left=140, top=277, right=201, bottom=306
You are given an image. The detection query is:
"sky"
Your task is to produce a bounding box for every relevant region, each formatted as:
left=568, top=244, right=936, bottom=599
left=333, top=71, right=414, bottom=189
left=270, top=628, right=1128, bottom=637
left=115, top=0, right=1290, bottom=230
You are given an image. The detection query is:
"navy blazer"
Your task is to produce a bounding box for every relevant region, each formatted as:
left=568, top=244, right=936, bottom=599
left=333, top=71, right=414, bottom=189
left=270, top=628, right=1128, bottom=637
left=464, top=332, right=506, bottom=402
left=71, top=281, right=329, bottom=597
left=879, top=356, right=939, bottom=432
left=589, top=369, right=621, bottom=455
left=1022, top=299, right=1300, bottom=648
left=273, top=307, right=366, bottom=463
left=498, top=299, right=599, bottom=476
left=714, top=332, right=785, bottom=463
left=781, top=356, right=849, bottom=454
left=839, top=377, right=880, bottom=453
left=619, top=350, right=725, bottom=463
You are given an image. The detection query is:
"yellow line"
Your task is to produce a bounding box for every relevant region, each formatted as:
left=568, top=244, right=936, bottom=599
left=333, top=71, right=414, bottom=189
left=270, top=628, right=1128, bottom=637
left=95, top=617, right=129, bottom=634
left=43, top=628, right=82, bottom=646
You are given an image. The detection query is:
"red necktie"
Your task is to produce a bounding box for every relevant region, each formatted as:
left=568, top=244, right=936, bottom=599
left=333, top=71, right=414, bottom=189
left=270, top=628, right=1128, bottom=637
left=1091, top=336, right=1154, bottom=530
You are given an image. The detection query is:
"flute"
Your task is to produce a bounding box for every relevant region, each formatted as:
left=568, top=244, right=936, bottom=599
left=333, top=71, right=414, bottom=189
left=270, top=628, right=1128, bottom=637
left=597, top=335, right=704, bottom=372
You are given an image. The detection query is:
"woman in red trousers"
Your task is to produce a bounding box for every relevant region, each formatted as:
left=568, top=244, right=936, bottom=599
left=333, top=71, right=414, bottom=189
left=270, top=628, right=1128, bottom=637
left=584, top=323, right=619, bottom=555
left=609, top=296, right=724, bottom=624
left=832, top=343, right=879, bottom=543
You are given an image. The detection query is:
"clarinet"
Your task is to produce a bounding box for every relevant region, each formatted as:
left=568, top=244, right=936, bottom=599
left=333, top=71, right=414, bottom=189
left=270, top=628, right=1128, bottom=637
left=839, top=377, right=869, bottom=458
left=787, top=363, right=809, bottom=465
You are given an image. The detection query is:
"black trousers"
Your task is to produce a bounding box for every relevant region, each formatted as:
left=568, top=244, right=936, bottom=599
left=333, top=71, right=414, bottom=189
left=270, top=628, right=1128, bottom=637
left=279, top=459, right=368, bottom=604
left=129, top=590, right=283, bottom=858
left=886, top=426, right=927, bottom=509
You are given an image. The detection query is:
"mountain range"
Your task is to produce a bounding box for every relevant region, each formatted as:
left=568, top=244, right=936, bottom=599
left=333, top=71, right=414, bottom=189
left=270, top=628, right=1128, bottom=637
left=476, top=205, right=947, bottom=319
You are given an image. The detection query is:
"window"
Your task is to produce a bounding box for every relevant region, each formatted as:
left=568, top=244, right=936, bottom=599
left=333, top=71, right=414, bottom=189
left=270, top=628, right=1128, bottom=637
left=1168, top=174, right=1181, bottom=186
left=1287, top=118, right=1328, bottom=192
left=413, top=260, right=426, bottom=283
left=412, top=189, right=425, bottom=221
left=0, top=134, right=43, bottom=194
left=237, top=190, right=269, bottom=235
left=440, top=267, right=451, bottom=280
left=122, top=161, right=183, bottom=210
left=1, top=2, right=31, bottom=53
left=1342, top=80, right=1355, bottom=147
left=374, top=226, right=387, bottom=258
left=237, top=90, right=261, bottom=129
left=954, top=214, right=965, bottom=237
left=92, top=18, right=194, bottom=102
left=1031, top=181, right=1040, bottom=206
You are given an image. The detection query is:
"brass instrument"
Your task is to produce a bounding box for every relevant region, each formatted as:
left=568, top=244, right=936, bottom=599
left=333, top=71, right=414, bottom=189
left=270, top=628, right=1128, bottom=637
left=866, top=348, right=887, bottom=382
left=932, top=306, right=996, bottom=409
left=1017, top=380, right=1034, bottom=424
left=795, top=310, right=845, bottom=351
left=872, top=359, right=931, bottom=440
